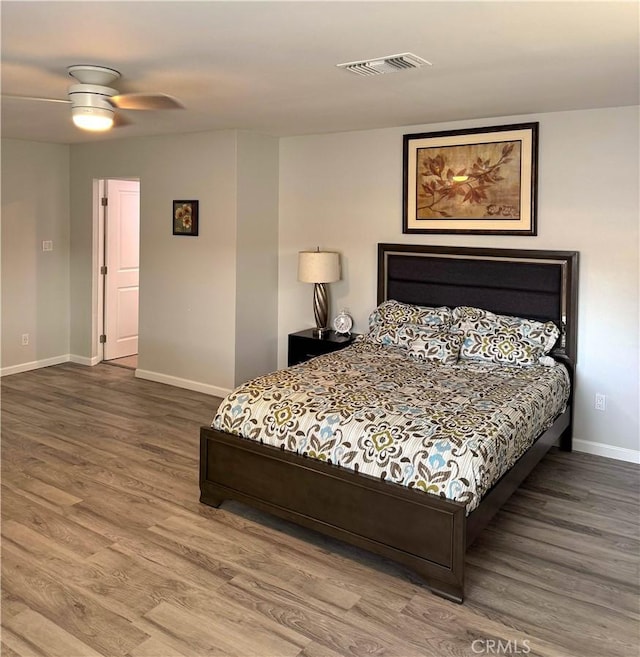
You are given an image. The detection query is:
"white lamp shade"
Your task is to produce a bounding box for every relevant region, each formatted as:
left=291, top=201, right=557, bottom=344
left=298, top=251, right=340, bottom=284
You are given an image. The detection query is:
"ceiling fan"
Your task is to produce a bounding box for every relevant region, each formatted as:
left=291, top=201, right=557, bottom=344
left=3, top=64, right=184, bottom=132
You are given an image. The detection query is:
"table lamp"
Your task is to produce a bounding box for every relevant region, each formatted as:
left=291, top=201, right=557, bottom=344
left=298, top=249, right=341, bottom=337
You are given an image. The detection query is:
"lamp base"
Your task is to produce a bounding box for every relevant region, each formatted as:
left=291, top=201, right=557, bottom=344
left=312, top=327, right=330, bottom=339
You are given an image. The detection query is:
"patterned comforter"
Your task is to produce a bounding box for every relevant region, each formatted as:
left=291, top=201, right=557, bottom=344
left=212, top=339, right=570, bottom=513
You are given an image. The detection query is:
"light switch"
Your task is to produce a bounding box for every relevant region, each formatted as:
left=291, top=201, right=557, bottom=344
left=42, top=240, right=53, bottom=251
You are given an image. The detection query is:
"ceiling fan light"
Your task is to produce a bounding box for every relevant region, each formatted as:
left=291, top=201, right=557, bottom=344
left=71, top=105, right=114, bottom=131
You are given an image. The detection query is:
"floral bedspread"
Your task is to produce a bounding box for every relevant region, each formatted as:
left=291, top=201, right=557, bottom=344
left=212, top=340, right=570, bottom=513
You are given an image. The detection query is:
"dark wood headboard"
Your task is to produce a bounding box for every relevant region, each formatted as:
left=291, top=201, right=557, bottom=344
left=377, top=244, right=579, bottom=366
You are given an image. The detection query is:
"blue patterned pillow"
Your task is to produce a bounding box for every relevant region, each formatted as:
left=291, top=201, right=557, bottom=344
left=366, top=301, right=452, bottom=349
left=368, top=300, right=451, bottom=329
left=453, top=306, right=560, bottom=366
left=366, top=321, right=414, bottom=348
left=405, top=325, right=463, bottom=365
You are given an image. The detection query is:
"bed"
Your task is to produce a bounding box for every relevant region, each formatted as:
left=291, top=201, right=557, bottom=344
left=200, top=244, right=579, bottom=602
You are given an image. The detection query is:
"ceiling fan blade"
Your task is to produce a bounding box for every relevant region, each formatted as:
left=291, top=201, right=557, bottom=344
left=2, top=94, right=70, bottom=105
left=109, top=93, right=183, bottom=111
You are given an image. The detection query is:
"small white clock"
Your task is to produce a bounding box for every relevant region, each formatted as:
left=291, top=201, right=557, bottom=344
left=333, top=309, right=354, bottom=335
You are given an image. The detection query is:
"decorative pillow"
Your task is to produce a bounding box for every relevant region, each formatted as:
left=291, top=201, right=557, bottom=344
left=452, top=306, right=560, bottom=366
left=368, top=299, right=451, bottom=329
left=405, top=325, right=463, bottom=365
left=366, top=321, right=414, bottom=348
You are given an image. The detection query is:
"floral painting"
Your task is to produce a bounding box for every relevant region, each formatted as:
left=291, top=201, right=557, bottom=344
left=417, top=141, right=520, bottom=219
left=403, top=123, right=538, bottom=235
left=173, top=200, right=199, bottom=236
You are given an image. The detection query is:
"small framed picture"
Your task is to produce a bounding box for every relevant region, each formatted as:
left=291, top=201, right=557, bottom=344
left=173, top=200, right=199, bottom=236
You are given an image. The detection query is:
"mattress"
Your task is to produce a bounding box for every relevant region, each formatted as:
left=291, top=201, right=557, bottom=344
left=212, top=339, right=570, bottom=513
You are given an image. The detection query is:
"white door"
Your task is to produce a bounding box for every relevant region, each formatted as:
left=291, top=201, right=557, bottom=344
left=104, top=179, right=140, bottom=360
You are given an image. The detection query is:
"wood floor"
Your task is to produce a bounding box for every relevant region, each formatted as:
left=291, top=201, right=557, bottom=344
left=103, top=355, right=138, bottom=370
left=1, top=363, right=638, bottom=657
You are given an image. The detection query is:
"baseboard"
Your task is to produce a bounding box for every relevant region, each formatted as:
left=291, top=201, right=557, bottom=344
left=135, top=368, right=230, bottom=398
left=2, top=357, right=230, bottom=398
left=0, top=354, right=70, bottom=377
left=69, top=354, right=102, bottom=366
left=573, top=439, right=640, bottom=465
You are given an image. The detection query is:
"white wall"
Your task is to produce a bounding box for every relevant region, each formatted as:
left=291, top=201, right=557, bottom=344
left=279, top=106, right=639, bottom=460
left=1, top=139, right=70, bottom=373
left=235, top=131, right=279, bottom=385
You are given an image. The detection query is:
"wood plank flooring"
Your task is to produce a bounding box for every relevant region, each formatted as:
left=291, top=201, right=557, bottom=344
left=2, top=363, right=638, bottom=657
left=103, top=355, right=138, bottom=371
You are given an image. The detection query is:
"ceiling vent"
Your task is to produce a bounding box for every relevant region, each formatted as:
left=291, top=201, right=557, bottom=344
left=337, top=52, right=431, bottom=77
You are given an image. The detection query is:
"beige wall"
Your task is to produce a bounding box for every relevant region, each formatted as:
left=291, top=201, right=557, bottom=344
left=1, top=139, right=70, bottom=372
left=278, top=106, right=640, bottom=458
left=1, top=129, right=278, bottom=391
left=235, top=131, right=279, bottom=385
left=69, top=129, right=278, bottom=394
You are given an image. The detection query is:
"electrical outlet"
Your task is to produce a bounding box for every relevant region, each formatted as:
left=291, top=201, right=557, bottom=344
left=595, top=393, right=606, bottom=411
left=21, top=333, right=29, bottom=346
left=42, top=240, right=53, bottom=252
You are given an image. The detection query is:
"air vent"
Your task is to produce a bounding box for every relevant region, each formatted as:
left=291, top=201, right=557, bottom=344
left=337, top=52, right=432, bottom=77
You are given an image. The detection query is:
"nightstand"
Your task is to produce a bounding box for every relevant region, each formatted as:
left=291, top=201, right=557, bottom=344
left=288, top=329, right=358, bottom=366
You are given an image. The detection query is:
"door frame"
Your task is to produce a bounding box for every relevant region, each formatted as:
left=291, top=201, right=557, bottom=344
left=91, top=177, right=140, bottom=364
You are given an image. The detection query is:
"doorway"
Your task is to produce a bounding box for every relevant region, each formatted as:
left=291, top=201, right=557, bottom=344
left=98, top=179, right=140, bottom=368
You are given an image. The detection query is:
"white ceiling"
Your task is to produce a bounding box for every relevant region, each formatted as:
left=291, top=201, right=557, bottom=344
left=1, top=1, right=638, bottom=144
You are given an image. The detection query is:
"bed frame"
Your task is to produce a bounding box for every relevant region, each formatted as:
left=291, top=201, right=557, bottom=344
left=200, top=244, right=579, bottom=602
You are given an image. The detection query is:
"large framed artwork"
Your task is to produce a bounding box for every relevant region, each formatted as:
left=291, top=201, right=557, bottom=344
left=403, top=122, right=538, bottom=235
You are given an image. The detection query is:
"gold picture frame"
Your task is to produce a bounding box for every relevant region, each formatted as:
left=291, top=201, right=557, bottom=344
left=403, top=123, right=538, bottom=235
